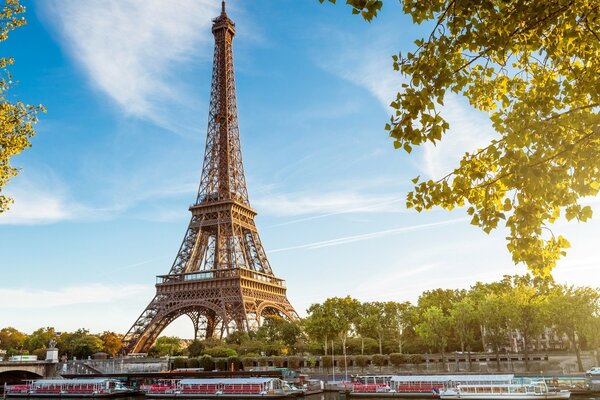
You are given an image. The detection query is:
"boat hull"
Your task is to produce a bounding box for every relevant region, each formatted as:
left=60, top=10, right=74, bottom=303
left=440, top=393, right=570, bottom=400
left=347, top=392, right=439, bottom=398
left=145, top=394, right=293, bottom=399
left=5, top=391, right=135, bottom=398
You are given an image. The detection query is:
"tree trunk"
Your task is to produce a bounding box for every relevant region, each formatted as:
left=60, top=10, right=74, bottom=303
left=575, top=341, right=584, bottom=372
left=441, top=351, right=447, bottom=372
left=361, top=337, right=364, bottom=355
left=495, top=347, right=501, bottom=371
left=570, top=330, right=584, bottom=372
left=467, top=348, right=472, bottom=372
left=323, top=338, right=328, bottom=383
left=480, top=325, right=486, bottom=350
left=523, top=333, right=529, bottom=371
left=378, top=334, right=383, bottom=355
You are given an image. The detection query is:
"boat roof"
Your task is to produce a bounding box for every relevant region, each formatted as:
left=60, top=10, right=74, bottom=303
left=32, top=379, right=117, bottom=384
left=180, top=378, right=278, bottom=385
left=390, top=375, right=514, bottom=382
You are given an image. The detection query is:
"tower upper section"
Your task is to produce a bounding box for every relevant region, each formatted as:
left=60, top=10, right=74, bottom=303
left=196, top=1, right=250, bottom=207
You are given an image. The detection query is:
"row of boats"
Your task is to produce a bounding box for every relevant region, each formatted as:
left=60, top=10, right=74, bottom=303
left=3, top=374, right=572, bottom=399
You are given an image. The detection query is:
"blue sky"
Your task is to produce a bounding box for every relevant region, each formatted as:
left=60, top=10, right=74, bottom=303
left=1, top=0, right=598, bottom=337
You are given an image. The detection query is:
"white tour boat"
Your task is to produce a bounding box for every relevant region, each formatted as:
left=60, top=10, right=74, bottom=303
left=143, top=377, right=296, bottom=398
left=4, top=378, right=134, bottom=398
left=440, top=378, right=571, bottom=400
left=349, top=375, right=514, bottom=398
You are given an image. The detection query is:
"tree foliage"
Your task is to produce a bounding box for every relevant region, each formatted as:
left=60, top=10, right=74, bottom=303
left=322, top=0, right=600, bottom=277
left=546, top=285, right=600, bottom=371
left=0, top=0, right=44, bottom=212
left=0, top=327, right=26, bottom=352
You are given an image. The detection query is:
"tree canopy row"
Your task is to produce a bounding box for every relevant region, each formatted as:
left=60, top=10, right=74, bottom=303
left=2, top=275, right=598, bottom=371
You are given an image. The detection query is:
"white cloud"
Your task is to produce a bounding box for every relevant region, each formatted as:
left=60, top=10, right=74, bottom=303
left=0, top=284, right=149, bottom=309
left=0, top=173, right=86, bottom=225
left=42, top=0, right=220, bottom=133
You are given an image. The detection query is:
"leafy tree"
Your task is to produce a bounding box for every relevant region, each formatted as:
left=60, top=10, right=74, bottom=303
left=416, top=306, right=450, bottom=368
left=204, top=346, right=237, bottom=358
left=304, top=299, right=349, bottom=355
left=303, top=304, right=332, bottom=355
left=0, top=327, right=26, bottom=352
left=386, top=301, right=413, bottom=354
left=24, top=327, right=56, bottom=353
left=361, top=301, right=390, bottom=355
left=0, top=0, right=44, bottom=212
left=417, top=289, right=464, bottom=315
left=546, top=285, right=600, bottom=371
left=477, top=294, right=511, bottom=371
left=187, top=340, right=205, bottom=357
left=449, top=298, right=477, bottom=354
left=99, top=331, right=122, bottom=357
left=322, top=0, right=600, bottom=277
left=72, top=335, right=103, bottom=359
left=504, top=282, right=547, bottom=370
left=256, top=315, right=303, bottom=353
left=149, top=336, right=182, bottom=356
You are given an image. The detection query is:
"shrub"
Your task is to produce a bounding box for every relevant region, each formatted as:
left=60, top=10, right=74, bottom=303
left=241, top=357, right=255, bottom=367
left=272, top=356, right=284, bottom=368
left=304, top=355, right=317, bottom=368
left=372, top=354, right=386, bottom=367
left=228, top=356, right=241, bottom=371
left=288, top=356, right=301, bottom=369
left=355, top=355, right=369, bottom=369
left=257, top=357, right=269, bottom=367
left=389, top=353, right=404, bottom=367
left=186, top=358, right=200, bottom=368
left=172, top=357, right=186, bottom=369
left=409, top=354, right=424, bottom=364
left=200, top=355, right=214, bottom=371
left=321, top=355, right=332, bottom=368
left=215, top=358, right=228, bottom=371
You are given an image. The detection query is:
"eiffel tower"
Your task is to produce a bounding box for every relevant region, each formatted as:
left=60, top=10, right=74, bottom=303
left=123, top=2, right=298, bottom=354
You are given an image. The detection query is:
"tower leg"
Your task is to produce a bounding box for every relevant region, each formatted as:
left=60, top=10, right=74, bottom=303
left=187, top=311, right=201, bottom=341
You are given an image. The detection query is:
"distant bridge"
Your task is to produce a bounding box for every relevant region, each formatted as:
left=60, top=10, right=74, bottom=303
left=0, top=361, right=59, bottom=385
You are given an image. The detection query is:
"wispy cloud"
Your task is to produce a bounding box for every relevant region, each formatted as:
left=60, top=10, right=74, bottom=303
left=271, top=217, right=467, bottom=252
left=0, top=284, right=149, bottom=309
left=254, top=190, right=404, bottom=218
left=0, top=172, right=87, bottom=225
left=315, top=31, right=496, bottom=180
left=42, top=0, right=220, bottom=134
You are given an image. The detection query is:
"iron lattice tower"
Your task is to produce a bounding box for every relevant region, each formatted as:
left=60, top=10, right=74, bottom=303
left=123, top=2, right=298, bottom=354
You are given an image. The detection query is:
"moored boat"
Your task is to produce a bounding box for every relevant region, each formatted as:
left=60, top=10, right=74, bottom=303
left=299, top=379, right=324, bottom=396
left=143, top=377, right=296, bottom=398
left=4, top=378, right=134, bottom=398
left=440, top=378, right=571, bottom=400
left=348, top=375, right=515, bottom=398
